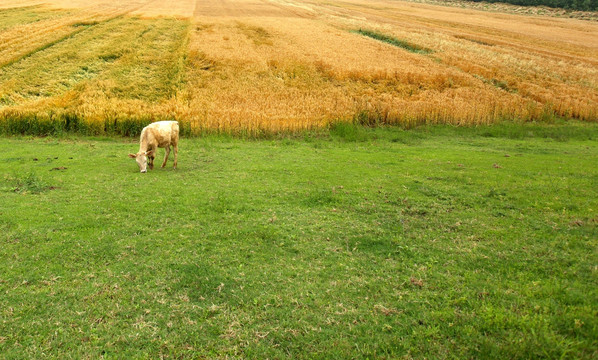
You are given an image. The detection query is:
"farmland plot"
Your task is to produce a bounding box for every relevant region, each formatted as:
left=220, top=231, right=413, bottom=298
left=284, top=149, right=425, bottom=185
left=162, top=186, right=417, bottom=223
left=0, top=0, right=597, bottom=133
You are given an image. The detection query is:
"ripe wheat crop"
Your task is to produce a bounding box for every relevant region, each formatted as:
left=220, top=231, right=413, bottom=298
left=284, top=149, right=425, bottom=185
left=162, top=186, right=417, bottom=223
left=0, top=0, right=596, bottom=135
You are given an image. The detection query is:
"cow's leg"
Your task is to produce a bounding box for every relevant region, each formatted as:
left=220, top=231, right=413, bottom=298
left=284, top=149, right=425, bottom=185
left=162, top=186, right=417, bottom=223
left=161, top=146, right=170, bottom=168
left=148, top=155, right=154, bottom=170
left=173, top=142, right=178, bottom=170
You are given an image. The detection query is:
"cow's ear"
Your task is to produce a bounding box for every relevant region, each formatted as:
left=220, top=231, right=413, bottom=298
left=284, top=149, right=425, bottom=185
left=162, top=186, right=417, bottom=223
left=128, top=153, right=137, bottom=158
left=145, top=149, right=154, bottom=157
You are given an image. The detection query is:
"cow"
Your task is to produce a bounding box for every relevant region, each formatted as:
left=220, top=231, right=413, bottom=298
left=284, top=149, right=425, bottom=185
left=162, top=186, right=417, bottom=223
left=128, top=120, right=179, bottom=173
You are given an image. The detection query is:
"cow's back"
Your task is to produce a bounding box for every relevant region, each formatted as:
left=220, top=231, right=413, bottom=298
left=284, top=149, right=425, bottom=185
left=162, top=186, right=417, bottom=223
left=144, top=121, right=179, bottom=148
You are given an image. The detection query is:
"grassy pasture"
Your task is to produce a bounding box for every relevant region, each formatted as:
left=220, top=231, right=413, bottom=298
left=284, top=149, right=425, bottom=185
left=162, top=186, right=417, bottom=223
left=1, top=122, right=597, bottom=358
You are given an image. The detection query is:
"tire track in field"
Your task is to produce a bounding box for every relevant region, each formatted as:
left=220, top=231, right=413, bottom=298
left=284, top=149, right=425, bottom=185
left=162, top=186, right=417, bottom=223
left=0, top=6, right=191, bottom=109
left=0, top=4, right=124, bottom=51
left=0, top=0, right=162, bottom=70
left=0, top=12, right=112, bottom=69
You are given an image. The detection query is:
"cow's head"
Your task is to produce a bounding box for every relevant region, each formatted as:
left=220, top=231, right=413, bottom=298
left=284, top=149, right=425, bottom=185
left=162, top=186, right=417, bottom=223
left=128, top=150, right=154, bottom=173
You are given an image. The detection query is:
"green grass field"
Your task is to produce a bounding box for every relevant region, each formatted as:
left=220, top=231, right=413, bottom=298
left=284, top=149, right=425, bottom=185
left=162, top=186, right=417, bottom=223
left=1, top=122, right=597, bottom=358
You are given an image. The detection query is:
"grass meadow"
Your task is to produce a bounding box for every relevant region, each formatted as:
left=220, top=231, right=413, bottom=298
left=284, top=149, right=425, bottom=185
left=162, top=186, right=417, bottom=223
left=0, top=0, right=597, bottom=134
left=1, top=0, right=597, bottom=358
left=1, top=122, right=597, bottom=358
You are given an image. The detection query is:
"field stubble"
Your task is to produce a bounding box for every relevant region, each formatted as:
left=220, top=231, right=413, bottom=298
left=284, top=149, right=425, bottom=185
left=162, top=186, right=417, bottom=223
left=0, top=0, right=597, bottom=135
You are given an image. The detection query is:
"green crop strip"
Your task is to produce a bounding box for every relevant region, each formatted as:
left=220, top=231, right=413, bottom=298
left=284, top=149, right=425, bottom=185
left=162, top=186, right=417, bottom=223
left=353, top=29, right=433, bottom=54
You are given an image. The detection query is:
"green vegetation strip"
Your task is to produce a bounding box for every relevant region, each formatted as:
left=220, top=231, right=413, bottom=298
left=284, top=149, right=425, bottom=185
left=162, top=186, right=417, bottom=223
left=1, top=122, right=597, bottom=358
left=465, top=0, right=597, bottom=12
left=0, top=26, right=91, bottom=69
left=354, top=29, right=433, bottom=54
left=0, top=15, right=190, bottom=109
left=0, top=14, right=122, bottom=70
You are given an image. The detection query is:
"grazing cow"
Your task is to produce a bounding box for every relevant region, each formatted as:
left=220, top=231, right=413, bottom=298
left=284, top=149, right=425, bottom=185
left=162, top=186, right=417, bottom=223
left=128, top=121, right=179, bottom=173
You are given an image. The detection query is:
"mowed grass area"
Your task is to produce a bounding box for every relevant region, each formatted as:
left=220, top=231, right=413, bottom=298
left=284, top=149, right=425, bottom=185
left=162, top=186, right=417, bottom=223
left=1, top=122, right=597, bottom=358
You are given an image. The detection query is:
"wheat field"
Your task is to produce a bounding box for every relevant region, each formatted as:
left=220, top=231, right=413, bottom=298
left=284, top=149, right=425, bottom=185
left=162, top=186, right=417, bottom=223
left=0, top=0, right=597, bottom=134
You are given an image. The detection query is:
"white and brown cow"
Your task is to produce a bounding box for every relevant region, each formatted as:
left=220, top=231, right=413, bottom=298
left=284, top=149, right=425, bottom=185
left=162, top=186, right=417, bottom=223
left=128, top=121, right=179, bottom=173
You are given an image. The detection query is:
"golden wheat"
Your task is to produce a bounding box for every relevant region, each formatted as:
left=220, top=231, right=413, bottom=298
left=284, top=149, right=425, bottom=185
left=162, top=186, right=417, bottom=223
left=0, top=0, right=596, bottom=135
